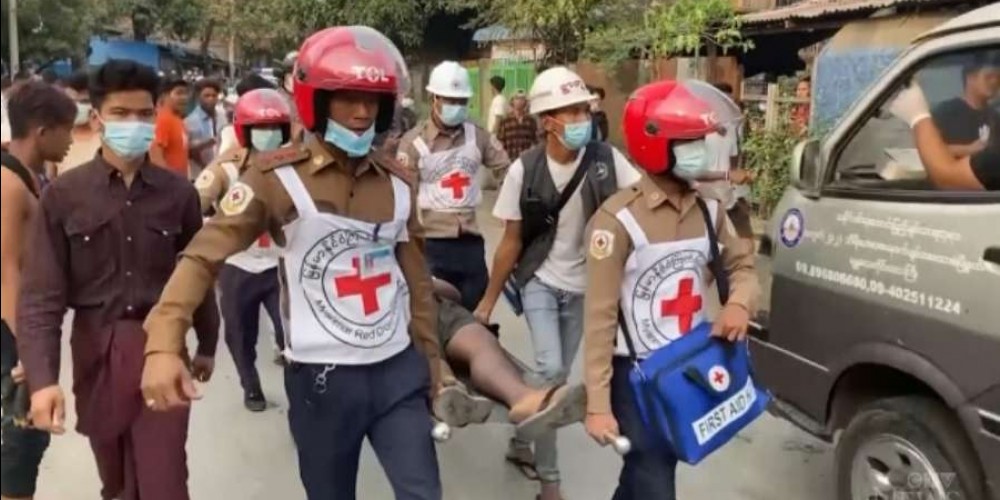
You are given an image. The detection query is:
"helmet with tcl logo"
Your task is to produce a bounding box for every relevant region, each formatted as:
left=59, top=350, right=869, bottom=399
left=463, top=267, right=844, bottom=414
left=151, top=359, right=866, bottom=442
left=233, top=89, right=292, bottom=148
left=623, top=80, right=719, bottom=174
left=293, top=26, right=411, bottom=134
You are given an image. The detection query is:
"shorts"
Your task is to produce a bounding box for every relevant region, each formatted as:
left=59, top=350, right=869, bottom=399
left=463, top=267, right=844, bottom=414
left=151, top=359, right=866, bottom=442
left=1, top=320, right=50, bottom=498
left=727, top=199, right=755, bottom=240
left=437, top=299, right=478, bottom=351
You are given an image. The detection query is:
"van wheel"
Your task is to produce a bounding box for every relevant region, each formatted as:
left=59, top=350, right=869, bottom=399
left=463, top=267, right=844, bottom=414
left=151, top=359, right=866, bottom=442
left=836, top=396, right=985, bottom=500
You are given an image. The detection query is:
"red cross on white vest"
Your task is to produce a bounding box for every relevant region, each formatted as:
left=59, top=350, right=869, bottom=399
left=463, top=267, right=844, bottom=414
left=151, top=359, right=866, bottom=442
left=660, top=277, right=703, bottom=335
left=258, top=233, right=271, bottom=248
left=440, top=171, right=471, bottom=200
left=334, top=257, right=392, bottom=316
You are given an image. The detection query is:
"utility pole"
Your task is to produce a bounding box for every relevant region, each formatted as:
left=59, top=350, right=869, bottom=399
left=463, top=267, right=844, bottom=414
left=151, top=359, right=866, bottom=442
left=8, top=0, right=20, bottom=73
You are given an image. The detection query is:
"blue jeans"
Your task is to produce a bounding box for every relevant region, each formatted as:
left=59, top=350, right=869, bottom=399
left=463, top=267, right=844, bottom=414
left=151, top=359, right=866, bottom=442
left=518, top=278, right=585, bottom=483
left=612, top=357, right=678, bottom=500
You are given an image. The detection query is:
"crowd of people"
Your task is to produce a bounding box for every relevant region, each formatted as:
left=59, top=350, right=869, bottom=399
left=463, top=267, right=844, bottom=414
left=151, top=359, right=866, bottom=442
left=0, top=24, right=996, bottom=500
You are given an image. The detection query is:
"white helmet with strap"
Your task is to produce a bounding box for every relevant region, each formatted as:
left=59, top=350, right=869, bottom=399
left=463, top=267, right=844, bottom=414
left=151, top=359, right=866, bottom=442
left=426, top=61, right=473, bottom=99
left=529, top=66, right=595, bottom=115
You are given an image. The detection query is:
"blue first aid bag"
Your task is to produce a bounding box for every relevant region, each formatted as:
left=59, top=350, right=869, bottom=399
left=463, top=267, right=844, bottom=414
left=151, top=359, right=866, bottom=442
left=626, top=322, right=770, bottom=464
left=618, top=198, right=770, bottom=465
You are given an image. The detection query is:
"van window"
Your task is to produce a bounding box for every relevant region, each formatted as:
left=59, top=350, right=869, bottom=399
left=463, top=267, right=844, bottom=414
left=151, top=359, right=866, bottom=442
left=832, top=46, right=1000, bottom=192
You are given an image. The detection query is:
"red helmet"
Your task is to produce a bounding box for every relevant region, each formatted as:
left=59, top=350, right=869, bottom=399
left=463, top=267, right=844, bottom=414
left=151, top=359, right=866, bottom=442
left=293, top=26, right=410, bottom=134
left=623, top=81, right=719, bottom=174
left=233, top=89, right=292, bottom=148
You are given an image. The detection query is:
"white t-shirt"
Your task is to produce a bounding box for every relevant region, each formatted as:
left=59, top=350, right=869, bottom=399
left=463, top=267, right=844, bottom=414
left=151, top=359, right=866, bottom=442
left=488, top=94, right=509, bottom=134
left=494, top=146, right=643, bottom=293
left=1, top=94, right=10, bottom=144
left=701, top=126, right=746, bottom=209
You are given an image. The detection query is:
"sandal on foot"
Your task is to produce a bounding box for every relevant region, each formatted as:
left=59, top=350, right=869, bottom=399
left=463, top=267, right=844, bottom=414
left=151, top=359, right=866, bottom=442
left=513, top=384, right=587, bottom=441
left=434, top=385, right=495, bottom=428
left=505, top=444, right=540, bottom=481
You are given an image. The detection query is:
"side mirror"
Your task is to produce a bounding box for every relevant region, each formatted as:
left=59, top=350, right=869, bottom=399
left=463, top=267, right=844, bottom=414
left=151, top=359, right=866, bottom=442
left=791, top=139, right=821, bottom=187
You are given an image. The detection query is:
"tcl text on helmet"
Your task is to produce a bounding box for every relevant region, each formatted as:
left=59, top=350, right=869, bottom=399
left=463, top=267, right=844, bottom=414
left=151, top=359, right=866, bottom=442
left=351, top=66, right=390, bottom=84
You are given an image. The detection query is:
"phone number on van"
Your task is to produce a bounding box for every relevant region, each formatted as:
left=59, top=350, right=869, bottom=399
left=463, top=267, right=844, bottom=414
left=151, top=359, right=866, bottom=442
left=794, top=261, right=962, bottom=316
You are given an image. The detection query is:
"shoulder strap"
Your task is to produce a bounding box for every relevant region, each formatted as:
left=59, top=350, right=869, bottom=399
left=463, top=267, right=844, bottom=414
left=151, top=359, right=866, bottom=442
left=520, top=145, right=547, bottom=200
left=551, top=146, right=597, bottom=216
left=613, top=208, right=648, bottom=248
left=221, top=161, right=240, bottom=186
left=696, top=197, right=730, bottom=305
left=0, top=152, right=39, bottom=198
left=273, top=166, right=318, bottom=217
left=412, top=137, right=432, bottom=158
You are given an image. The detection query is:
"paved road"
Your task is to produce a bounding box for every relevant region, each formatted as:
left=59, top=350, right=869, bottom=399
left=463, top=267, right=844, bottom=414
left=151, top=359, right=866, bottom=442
left=36, top=192, right=836, bottom=500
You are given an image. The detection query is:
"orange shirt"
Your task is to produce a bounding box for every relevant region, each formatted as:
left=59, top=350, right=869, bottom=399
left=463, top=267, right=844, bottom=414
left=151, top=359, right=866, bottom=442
left=154, top=109, right=190, bottom=178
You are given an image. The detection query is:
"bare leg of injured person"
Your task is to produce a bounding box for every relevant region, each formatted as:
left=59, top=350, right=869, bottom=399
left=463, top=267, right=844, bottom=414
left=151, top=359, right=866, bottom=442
left=432, top=280, right=586, bottom=436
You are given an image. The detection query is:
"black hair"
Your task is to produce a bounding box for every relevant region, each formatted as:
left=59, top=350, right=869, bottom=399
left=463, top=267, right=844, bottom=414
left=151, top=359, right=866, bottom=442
left=592, top=86, right=606, bottom=100
left=1, top=76, right=11, bottom=91
left=40, top=69, right=58, bottom=85
left=159, top=77, right=189, bottom=98
left=235, top=73, right=275, bottom=97
left=13, top=70, right=32, bottom=82
left=194, top=78, right=223, bottom=95
left=490, top=76, right=506, bottom=93
left=714, top=82, right=734, bottom=95
left=963, top=52, right=1000, bottom=83
left=89, top=59, right=161, bottom=110
left=7, top=81, right=77, bottom=139
left=64, top=70, right=90, bottom=93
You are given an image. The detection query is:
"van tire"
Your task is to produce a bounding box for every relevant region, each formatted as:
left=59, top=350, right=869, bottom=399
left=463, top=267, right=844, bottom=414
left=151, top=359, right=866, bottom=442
left=836, top=396, right=985, bottom=500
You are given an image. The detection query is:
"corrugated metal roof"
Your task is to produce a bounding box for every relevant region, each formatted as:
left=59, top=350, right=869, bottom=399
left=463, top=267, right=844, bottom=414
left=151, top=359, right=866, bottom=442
left=741, top=0, right=942, bottom=25
left=473, top=25, right=533, bottom=43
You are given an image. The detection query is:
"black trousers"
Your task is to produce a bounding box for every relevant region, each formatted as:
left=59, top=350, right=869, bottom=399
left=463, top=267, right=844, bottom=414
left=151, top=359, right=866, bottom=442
left=425, top=235, right=489, bottom=312
left=219, top=265, right=285, bottom=393
left=611, top=357, right=679, bottom=500
left=285, top=346, right=441, bottom=500
left=1, top=320, right=50, bottom=498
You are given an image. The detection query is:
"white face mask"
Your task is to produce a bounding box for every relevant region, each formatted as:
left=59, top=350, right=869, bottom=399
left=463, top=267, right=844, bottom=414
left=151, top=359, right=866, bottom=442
left=250, top=129, right=284, bottom=151
left=672, top=140, right=710, bottom=181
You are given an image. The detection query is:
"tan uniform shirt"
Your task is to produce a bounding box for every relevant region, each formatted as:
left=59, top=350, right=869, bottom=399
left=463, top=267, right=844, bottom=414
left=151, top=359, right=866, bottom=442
left=144, top=136, right=441, bottom=388
left=193, top=145, right=247, bottom=214
left=397, top=119, right=510, bottom=238
left=583, top=175, right=760, bottom=414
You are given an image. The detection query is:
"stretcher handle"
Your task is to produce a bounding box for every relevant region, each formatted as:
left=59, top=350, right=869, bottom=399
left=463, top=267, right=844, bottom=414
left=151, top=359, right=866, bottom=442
left=432, top=421, right=452, bottom=443
left=604, top=432, right=632, bottom=456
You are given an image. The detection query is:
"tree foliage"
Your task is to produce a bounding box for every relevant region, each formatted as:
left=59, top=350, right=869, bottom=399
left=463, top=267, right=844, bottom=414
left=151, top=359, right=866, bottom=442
left=586, top=0, right=753, bottom=71
left=450, top=0, right=601, bottom=68
left=2, top=0, right=92, bottom=64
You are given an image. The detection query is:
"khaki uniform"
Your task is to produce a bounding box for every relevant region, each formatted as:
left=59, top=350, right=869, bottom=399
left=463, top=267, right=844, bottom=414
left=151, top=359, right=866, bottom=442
left=583, top=175, right=759, bottom=415
left=397, top=119, right=510, bottom=238
left=193, top=145, right=248, bottom=213
left=143, top=136, right=441, bottom=389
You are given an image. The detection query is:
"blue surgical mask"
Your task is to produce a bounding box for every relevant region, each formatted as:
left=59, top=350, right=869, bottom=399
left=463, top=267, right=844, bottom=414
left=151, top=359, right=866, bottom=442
left=439, top=104, right=468, bottom=127
left=324, top=119, right=375, bottom=158
left=102, top=120, right=155, bottom=161
left=251, top=129, right=284, bottom=152
left=672, top=141, right=710, bottom=180
left=558, top=120, right=592, bottom=151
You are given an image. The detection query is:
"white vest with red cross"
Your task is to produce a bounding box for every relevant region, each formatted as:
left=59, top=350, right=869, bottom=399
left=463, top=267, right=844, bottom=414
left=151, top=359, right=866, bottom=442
left=614, top=200, right=720, bottom=358
left=219, top=161, right=281, bottom=274
left=412, top=122, right=483, bottom=212
left=273, top=165, right=413, bottom=365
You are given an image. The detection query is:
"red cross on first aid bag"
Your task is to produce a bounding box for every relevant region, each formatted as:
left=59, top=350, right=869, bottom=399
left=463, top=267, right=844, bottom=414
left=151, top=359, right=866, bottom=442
left=617, top=198, right=770, bottom=465
left=625, top=321, right=770, bottom=464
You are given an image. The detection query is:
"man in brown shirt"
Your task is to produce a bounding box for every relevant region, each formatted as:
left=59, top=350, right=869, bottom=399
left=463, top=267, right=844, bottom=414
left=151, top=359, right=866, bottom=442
left=583, top=81, right=759, bottom=499
left=397, top=61, right=510, bottom=310
left=17, top=60, right=219, bottom=500
left=141, top=27, right=443, bottom=499
left=496, top=91, right=539, bottom=163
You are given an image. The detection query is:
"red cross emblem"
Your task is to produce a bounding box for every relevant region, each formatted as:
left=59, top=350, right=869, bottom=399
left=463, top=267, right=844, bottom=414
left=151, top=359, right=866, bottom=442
left=440, top=171, right=471, bottom=200
left=708, top=365, right=730, bottom=392
left=660, top=277, right=703, bottom=334
left=257, top=233, right=271, bottom=248
left=713, top=370, right=727, bottom=387
left=334, top=257, right=392, bottom=316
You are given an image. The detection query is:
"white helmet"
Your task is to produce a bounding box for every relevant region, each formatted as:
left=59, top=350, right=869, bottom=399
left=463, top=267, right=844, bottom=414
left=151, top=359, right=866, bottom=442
left=426, top=61, right=473, bottom=99
left=529, top=66, right=595, bottom=115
